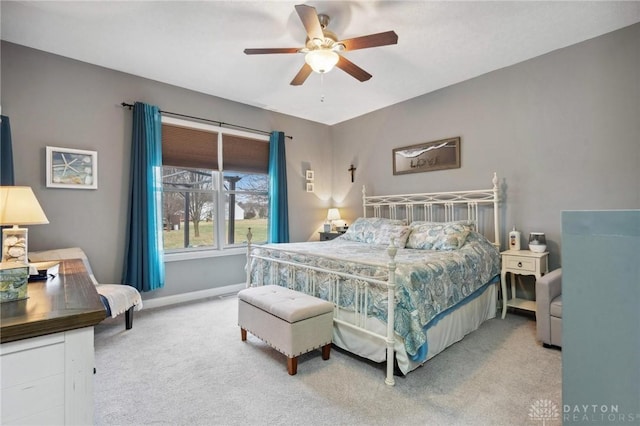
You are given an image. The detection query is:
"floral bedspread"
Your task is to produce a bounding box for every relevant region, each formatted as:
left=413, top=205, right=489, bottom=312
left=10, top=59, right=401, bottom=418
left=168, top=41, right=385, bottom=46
left=248, top=231, right=500, bottom=358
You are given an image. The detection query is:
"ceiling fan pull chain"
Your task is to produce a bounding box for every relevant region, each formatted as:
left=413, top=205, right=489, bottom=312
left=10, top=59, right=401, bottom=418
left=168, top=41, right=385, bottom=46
left=320, top=73, right=325, bottom=103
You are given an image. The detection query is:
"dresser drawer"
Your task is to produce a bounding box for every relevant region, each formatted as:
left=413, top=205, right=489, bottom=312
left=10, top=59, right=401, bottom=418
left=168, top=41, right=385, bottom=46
left=1, top=335, right=65, bottom=387
left=1, top=336, right=65, bottom=423
left=504, top=256, right=537, bottom=273
left=2, top=374, right=65, bottom=423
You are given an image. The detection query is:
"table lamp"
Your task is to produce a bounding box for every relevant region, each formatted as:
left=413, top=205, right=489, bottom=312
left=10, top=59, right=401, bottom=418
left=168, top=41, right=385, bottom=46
left=0, top=186, right=49, bottom=264
left=327, top=208, right=341, bottom=231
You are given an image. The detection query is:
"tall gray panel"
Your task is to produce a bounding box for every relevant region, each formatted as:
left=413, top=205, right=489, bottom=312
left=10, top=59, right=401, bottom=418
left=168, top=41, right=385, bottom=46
left=562, top=210, right=640, bottom=423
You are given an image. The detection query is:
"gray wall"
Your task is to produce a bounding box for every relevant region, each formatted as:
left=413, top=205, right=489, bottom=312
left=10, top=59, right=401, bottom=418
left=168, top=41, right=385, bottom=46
left=331, top=23, right=640, bottom=271
left=1, top=41, right=333, bottom=299
left=2, top=22, right=639, bottom=300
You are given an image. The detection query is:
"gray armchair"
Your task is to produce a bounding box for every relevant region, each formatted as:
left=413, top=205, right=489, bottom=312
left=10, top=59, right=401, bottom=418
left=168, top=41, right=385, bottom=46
left=535, top=268, right=562, bottom=348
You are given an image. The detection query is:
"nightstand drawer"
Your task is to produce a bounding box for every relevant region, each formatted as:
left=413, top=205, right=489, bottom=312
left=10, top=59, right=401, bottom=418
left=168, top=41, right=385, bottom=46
left=319, top=232, right=342, bottom=241
left=504, top=256, right=537, bottom=273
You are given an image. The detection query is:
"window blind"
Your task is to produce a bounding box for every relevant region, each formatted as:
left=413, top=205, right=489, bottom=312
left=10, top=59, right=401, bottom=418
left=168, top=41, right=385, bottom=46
left=162, top=124, right=218, bottom=169
left=222, top=134, right=269, bottom=174
left=162, top=124, right=269, bottom=173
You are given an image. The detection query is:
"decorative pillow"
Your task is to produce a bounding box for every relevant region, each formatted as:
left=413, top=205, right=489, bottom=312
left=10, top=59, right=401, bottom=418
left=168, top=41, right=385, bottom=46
left=370, top=223, right=411, bottom=247
left=433, top=229, right=470, bottom=250
left=406, top=222, right=471, bottom=250
left=409, top=220, right=476, bottom=232
left=341, top=217, right=407, bottom=245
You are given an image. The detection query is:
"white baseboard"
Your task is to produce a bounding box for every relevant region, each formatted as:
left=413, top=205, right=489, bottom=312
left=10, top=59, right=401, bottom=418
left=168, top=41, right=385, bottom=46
left=142, top=283, right=245, bottom=310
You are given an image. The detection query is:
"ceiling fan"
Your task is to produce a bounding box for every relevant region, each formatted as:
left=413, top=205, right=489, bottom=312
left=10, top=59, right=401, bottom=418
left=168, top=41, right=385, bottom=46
left=244, top=4, right=398, bottom=86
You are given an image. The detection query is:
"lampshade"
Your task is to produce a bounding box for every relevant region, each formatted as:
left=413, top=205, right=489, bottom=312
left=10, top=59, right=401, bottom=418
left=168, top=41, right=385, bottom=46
left=305, top=49, right=339, bottom=74
left=0, top=186, right=49, bottom=225
left=327, top=208, right=341, bottom=221
left=1, top=186, right=49, bottom=264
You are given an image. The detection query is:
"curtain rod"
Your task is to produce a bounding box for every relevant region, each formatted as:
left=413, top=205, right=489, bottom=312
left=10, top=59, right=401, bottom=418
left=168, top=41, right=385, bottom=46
left=120, top=102, right=292, bottom=140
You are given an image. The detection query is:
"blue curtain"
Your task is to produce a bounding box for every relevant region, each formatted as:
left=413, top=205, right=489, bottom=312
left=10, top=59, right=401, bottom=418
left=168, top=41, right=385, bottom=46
left=122, top=102, right=165, bottom=292
left=0, top=115, right=15, bottom=185
left=268, top=131, right=289, bottom=243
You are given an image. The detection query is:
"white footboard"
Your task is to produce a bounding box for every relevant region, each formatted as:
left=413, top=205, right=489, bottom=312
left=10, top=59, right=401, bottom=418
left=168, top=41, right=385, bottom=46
left=246, top=231, right=399, bottom=386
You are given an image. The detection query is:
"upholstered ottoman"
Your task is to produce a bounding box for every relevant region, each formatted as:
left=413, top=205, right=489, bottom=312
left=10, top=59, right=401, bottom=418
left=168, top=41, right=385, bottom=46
left=238, top=285, right=334, bottom=375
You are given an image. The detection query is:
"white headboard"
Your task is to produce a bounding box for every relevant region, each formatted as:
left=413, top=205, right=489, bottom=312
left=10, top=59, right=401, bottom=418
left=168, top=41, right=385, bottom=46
left=362, top=173, right=501, bottom=248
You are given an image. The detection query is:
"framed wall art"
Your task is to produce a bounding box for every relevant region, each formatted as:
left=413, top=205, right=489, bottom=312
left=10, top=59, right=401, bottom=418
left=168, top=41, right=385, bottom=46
left=392, top=137, right=460, bottom=175
left=46, top=146, right=98, bottom=189
left=306, top=182, right=315, bottom=193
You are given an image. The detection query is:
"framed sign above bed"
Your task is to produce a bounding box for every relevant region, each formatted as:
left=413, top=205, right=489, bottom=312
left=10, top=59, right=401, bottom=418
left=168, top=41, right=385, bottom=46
left=392, top=137, right=460, bottom=175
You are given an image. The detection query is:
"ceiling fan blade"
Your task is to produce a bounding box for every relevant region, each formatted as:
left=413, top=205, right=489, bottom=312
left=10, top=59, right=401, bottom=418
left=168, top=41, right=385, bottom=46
left=290, top=63, right=313, bottom=86
left=295, top=4, right=324, bottom=41
left=244, top=48, right=300, bottom=55
left=336, top=56, right=372, bottom=82
left=340, top=31, right=399, bottom=51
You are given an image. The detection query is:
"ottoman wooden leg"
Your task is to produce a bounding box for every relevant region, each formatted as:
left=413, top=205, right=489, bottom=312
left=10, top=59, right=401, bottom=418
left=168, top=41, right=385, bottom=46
left=322, top=344, right=331, bottom=360
left=287, top=356, right=298, bottom=375
left=241, top=328, right=247, bottom=341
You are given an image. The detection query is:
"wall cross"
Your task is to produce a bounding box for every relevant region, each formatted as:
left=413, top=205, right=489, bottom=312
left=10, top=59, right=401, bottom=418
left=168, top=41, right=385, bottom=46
left=348, top=164, right=356, bottom=183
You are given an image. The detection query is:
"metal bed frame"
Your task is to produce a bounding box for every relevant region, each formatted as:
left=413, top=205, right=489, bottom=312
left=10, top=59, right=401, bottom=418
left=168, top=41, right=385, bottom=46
left=246, top=173, right=500, bottom=385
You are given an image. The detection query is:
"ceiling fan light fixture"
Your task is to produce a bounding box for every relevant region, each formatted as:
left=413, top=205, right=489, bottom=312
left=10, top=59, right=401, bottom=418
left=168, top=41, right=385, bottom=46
left=305, top=49, right=339, bottom=74
left=244, top=5, right=398, bottom=85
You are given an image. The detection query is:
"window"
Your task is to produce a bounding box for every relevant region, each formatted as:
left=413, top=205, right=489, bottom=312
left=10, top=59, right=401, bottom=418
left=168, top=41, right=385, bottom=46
left=223, top=171, right=269, bottom=245
left=161, top=117, right=269, bottom=252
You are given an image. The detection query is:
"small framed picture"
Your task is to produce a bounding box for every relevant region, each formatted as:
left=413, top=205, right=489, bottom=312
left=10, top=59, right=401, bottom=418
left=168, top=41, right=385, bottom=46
left=306, top=182, right=315, bottom=193
left=306, top=170, right=315, bottom=181
left=46, top=146, right=98, bottom=189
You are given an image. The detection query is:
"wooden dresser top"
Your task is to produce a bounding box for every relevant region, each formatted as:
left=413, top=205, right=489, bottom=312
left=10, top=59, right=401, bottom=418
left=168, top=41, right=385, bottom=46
left=1, top=258, right=106, bottom=343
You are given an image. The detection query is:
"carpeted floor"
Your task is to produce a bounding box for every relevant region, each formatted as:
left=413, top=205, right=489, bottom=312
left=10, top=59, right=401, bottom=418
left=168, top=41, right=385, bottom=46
left=94, top=294, right=561, bottom=426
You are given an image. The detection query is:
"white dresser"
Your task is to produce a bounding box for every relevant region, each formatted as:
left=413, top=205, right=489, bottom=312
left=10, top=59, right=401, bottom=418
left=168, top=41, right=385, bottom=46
left=1, top=259, right=105, bottom=425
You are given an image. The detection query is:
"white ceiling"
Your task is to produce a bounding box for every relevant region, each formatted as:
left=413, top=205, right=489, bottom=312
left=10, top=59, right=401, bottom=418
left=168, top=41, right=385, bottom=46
left=2, top=1, right=639, bottom=125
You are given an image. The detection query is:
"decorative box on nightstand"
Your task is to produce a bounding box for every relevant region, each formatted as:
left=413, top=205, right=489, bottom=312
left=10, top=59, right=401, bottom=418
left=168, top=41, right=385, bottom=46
left=500, top=250, right=549, bottom=319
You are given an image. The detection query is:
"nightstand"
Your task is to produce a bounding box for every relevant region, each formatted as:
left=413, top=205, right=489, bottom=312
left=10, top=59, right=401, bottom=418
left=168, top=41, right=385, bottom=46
left=500, top=250, right=549, bottom=319
left=319, top=232, right=342, bottom=241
